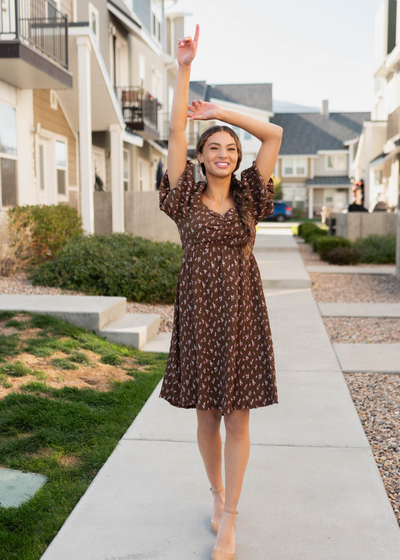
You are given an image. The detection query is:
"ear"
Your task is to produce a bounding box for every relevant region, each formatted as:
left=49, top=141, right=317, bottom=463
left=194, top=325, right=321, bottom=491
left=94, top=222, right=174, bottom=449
left=197, top=152, right=203, bottom=164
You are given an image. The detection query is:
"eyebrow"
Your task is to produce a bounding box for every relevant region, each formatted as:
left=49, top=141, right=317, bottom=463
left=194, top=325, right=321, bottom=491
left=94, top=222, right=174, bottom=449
left=208, top=142, right=236, bottom=147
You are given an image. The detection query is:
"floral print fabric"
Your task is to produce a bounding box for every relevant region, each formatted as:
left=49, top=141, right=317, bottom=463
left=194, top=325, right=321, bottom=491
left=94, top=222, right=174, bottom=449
left=158, top=160, right=279, bottom=415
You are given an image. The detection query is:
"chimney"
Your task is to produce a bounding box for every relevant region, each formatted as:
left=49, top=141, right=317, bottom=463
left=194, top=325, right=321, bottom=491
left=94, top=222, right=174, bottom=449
left=320, top=99, right=329, bottom=118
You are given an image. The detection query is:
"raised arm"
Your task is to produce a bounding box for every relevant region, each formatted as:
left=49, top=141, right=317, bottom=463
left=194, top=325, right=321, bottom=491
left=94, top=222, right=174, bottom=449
left=168, top=24, right=200, bottom=190
left=188, top=100, right=283, bottom=185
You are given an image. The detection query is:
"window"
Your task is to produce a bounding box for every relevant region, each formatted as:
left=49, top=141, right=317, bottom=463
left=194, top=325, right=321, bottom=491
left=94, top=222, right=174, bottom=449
left=231, top=126, right=241, bottom=138
left=282, top=157, right=307, bottom=177
left=326, top=154, right=347, bottom=170
left=151, top=0, right=162, bottom=43
left=295, top=158, right=306, bottom=175
left=89, top=3, right=100, bottom=45
left=56, top=140, right=67, bottom=196
left=244, top=131, right=252, bottom=140
left=283, top=158, right=293, bottom=175
left=0, top=102, right=18, bottom=207
left=123, top=149, right=130, bottom=191
left=139, top=54, right=146, bottom=88
left=139, top=160, right=143, bottom=191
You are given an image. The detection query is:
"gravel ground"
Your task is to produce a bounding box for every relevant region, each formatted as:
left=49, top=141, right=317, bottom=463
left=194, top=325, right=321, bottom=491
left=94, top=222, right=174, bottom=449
left=309, top=273, right=400, bottom=303
left=0, top=270, right=175, bottom=333
left=298, top=240, right=400, bottom=526
left=343, top=372, right=400, bottom=526
left=323, top=317, right=400, bottom=344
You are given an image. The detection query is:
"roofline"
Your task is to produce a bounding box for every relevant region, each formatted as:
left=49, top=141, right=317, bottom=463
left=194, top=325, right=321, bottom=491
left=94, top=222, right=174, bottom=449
left=209, top=96, right=273, bottom=117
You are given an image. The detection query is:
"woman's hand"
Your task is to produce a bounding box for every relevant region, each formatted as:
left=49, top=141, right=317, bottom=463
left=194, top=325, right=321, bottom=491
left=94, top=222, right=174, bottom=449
left=187, top=100, right=222, bottom=121
left=177, top=24, right=200, bottom=67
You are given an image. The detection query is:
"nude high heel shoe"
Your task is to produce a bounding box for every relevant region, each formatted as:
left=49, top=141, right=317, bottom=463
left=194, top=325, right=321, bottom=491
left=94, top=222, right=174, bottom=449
left=210, top=486, right=225, bottom=534
left=211, top=508, right=239, bottom=560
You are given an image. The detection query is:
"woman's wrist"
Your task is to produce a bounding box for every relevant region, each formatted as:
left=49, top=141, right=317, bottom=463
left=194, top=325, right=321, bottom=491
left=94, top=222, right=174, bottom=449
left=178, top=63, right=192, bottom=71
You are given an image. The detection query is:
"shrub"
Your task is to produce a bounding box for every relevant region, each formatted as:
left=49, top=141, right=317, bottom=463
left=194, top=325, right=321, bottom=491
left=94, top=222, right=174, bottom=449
left=326, top=246, right=362, bottom=265
left=6, top=204, right=84, bottom=265
left=301, top=224, right=328, bottom=244
left=291, top=208, right=307, bottom=219
left=316, top=236, right=352, bottom=261
left=353, top=234, right=396, bottom=264
left=29, top=233, right=183, bottom=304
left=0, top=210, right=37, bottom=276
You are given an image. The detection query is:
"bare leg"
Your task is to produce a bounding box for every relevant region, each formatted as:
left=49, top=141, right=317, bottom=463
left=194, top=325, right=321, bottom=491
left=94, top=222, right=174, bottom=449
left=214, top=408, right=250, bottom=554
left=196, top=406, right=225, bottom=525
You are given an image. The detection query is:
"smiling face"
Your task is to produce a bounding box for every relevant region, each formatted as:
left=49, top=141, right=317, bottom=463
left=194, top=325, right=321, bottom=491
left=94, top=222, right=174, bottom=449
left=197, top=130, right=239, bottom=179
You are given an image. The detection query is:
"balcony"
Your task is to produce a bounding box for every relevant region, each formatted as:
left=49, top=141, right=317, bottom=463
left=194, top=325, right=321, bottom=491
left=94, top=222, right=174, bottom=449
left=387, top=106, right=400, bottom=141
left=115, top=86, right=161, bottom=141
left=0, top=0, right=71, bottom=89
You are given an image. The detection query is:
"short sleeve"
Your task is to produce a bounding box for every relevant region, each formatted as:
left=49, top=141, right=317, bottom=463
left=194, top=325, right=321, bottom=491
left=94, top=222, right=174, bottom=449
left=240, top=160, right=275, bottom=224
left=159, top=160, right=198, bottom=224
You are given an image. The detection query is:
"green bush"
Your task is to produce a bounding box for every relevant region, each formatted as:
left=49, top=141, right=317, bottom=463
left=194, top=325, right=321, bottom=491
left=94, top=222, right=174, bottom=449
left=316, top=236, right=352, bottom=261
left=310, top=230, right=328, bottom=252
left=7, top=204, right=84, bottom=265
left=301, top=224, right=328, bottom=243
left=326, top=246, right=362, bottom=265
left=28, top=233, right=182, bottom=304
left=353, top=234, right=396, bottom=264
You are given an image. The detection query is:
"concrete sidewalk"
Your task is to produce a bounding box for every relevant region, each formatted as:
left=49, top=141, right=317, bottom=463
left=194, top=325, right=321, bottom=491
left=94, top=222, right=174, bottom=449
left=40, top=227, right=400, bottom=560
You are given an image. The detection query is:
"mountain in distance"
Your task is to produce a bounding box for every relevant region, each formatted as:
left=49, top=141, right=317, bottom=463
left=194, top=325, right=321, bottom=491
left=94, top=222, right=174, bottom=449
left=273, top=99, right=320, bottom=113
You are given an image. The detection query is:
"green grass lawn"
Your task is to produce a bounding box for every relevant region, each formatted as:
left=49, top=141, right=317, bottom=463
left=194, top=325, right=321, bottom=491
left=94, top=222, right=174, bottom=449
left=0, top=310, right=166, bottom=560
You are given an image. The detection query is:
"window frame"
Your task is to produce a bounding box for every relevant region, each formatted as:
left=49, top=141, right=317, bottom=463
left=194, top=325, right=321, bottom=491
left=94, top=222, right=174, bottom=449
left=55, top=136, right=68, bottom=200
left=151, top=0, right=163, bottom=45
left=123, top=148, right=130, bottom=192
left=0, top=101, right=18, bottom=209
left=89, top=2, right=100, bottom=45
left=282, top=157, right=307, bottom=177
left=325, top=154, right=347, bottom=171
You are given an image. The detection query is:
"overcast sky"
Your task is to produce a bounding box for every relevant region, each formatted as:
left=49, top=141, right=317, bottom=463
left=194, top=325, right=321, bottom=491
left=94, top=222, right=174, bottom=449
left=167, top=0, right=383, bottom=113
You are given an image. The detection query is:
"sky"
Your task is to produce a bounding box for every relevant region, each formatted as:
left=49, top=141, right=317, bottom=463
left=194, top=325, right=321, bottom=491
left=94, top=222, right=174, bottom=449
left=166, top=0, right=383, bottom=113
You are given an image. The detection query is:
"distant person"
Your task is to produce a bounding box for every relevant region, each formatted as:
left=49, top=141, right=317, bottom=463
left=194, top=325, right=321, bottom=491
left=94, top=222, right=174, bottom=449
left=158, top=23, right=282, bottom=560
left=348, top=202, right=368, bottom=212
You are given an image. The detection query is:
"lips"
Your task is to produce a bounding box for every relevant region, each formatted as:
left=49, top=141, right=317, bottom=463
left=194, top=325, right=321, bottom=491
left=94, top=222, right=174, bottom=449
left=215, top=162, right=229, bottom=168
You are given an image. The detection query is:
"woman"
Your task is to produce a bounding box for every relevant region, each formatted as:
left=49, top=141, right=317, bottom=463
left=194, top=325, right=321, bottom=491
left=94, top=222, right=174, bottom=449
left=158, top=24, right=283, bottom=560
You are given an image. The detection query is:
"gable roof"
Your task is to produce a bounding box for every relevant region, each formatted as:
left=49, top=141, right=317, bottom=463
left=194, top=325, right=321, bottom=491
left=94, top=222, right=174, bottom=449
left=189, top=81, right=273, bottom=113
left=270, top=112, right=370, bottom=155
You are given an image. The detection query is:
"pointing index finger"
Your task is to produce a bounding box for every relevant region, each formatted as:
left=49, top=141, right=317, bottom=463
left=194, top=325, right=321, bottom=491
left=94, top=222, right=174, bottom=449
left=193, top=24, right=200, bottom=45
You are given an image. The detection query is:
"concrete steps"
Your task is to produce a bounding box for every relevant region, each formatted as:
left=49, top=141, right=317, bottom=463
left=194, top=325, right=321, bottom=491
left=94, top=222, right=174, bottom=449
left=0, top=295, right=161, bottom=351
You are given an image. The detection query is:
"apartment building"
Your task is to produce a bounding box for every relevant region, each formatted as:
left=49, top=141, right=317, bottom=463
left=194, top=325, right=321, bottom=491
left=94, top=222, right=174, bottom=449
left=270, top=102, right=370, bottom=217
left=354, top=0, right=400, bottom=212
left=0, top=0, right=185, bottom=235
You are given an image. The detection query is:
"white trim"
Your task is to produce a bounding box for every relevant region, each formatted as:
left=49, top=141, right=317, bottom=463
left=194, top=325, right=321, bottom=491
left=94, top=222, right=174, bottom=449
left=278, top=154, right=318, bottom=159
left=147, top=138, right=168, bottom=156
left=55, top=136, right=69, bottom=201
left=122, top=130, right=144, bottom=147
left=68, top=25, right=124, bottom=129
left=72, top=0, right=78, bottom=22
left=123, top=147, right=130, bottom=191
left=107, top=2, right=163, bottom=56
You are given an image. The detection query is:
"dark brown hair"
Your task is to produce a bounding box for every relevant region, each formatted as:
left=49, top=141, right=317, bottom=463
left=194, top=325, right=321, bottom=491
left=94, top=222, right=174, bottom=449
left=196, top=125, right=253, bottom=260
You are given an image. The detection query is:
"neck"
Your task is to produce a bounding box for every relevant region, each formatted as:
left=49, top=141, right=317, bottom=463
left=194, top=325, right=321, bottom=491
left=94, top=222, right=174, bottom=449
left=203, top=173, right=233, bottom=203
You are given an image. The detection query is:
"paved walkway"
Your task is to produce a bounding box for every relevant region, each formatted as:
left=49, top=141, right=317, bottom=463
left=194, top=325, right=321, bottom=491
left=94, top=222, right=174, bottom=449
left=40, top=227, right=400, bottom=560
left=319, top=302, right=400, bottom=317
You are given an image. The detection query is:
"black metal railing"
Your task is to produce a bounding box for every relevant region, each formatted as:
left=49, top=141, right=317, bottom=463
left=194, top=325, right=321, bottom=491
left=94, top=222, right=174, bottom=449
left=0, top=0, right=68, bottom=69
left=158, top=112, right=200, bottom=146
left=115, top=86, right=160, bottom=131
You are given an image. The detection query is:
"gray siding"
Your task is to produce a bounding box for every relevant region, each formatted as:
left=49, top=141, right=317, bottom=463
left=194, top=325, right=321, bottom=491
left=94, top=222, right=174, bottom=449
left=134, top=0, right=151, bottom=33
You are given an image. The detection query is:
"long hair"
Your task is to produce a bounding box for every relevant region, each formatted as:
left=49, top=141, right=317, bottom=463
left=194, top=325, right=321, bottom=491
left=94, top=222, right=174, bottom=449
left=196, top=125, right=253, bottom=260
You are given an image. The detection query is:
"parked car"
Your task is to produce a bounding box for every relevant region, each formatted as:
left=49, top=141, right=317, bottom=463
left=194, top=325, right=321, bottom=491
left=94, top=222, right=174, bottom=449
left=262, top=201, right=292, bottom=222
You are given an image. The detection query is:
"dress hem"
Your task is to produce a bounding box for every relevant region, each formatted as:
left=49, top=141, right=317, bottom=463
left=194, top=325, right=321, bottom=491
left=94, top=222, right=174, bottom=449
left=159, top=393, right=279, bottom=416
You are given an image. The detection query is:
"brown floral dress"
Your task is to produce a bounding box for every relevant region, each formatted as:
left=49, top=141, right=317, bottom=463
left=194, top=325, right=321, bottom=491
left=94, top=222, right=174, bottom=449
left=158, top=159, right=279, bottom=415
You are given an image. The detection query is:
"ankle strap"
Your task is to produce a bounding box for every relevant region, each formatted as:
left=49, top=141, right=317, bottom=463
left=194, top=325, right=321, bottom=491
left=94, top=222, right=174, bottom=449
left=223, top=508, right=238, bottom=515
left=210, top=486, right=224, bottom=494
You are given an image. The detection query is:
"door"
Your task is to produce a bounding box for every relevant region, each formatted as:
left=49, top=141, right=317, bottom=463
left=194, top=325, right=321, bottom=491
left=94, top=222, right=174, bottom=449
left=92, top=147, right=106, bottom=191
left=333, top=190, right=348, bottom=211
